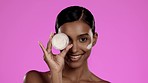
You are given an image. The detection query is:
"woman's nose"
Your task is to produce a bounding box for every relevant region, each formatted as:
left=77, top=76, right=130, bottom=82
left=71, top=42, right=78, bottom=53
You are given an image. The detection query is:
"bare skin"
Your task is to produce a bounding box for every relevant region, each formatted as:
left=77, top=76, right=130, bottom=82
left=24, top=21, right=110, bottom=83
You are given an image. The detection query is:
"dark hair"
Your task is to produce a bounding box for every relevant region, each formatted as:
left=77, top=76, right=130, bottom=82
left=55, top=6, right=95, bottom=34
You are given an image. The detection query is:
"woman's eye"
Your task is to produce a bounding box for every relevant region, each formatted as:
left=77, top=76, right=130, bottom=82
left=79, top=37, right=87, bottom=42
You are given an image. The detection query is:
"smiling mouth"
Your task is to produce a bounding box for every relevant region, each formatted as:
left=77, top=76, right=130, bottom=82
left=65, top=52, right=86, bottom=62
left=70, top=55, right=81, bottom=61
left=66, top=53, right=84, bottom=62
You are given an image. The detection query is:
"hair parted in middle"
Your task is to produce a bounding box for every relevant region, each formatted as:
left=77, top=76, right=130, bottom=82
left=55, top=6, right=95, bottom=34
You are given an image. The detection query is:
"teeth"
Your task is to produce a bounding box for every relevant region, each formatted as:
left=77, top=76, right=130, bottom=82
left=70, top=55, right=81, bottom=59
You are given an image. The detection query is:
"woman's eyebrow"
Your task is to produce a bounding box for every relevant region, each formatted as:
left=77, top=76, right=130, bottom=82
left=78, top=33, right=89, bottom=37
left=67, top=33, right=89, bottom=39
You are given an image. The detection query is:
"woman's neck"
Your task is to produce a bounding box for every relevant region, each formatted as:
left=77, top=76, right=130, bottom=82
left=62, top=61, right=91, bottom=82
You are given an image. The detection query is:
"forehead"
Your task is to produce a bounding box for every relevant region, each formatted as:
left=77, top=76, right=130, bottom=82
left=59, top=21, right=91, bottom=36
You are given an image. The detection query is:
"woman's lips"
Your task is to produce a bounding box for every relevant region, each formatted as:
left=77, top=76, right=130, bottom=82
left=69, top=55, right=82, bottom=62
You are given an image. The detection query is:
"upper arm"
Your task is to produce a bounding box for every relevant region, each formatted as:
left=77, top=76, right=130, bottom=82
left=23, top=70, right=44, bottom=83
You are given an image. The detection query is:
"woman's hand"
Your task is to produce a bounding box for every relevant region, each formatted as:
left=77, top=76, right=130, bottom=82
left=38, top=33, right=73, bottom=73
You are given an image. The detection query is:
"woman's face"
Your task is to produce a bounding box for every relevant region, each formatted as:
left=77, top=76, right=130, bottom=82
left=59, top=21, right=97, bottom=68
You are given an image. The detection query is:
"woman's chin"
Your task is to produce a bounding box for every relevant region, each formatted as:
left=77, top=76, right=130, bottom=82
left=66, top=62, right=83, bottom=69
left=65, top=55, right=84, bottom=68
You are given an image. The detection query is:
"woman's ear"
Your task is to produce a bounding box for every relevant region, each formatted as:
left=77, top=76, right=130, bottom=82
left=92, top=32, right=98, bottom=47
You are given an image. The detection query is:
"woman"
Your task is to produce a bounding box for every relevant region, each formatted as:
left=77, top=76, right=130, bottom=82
left=24, top=6, right=110, bottom=83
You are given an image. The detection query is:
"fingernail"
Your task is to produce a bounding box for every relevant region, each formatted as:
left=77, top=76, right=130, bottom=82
left=38, top=41, right=41, bottom=45
left=49, top=33, right=52, bottom=38
left=70, top=44, right=73, bottom=46
left=50, top=32, right=54, bottom=38
left=69, top=44, right=73, bottom=48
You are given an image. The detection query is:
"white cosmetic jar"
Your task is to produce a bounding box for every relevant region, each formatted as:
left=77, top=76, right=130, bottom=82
left=52, top=33, right=69, bottom=50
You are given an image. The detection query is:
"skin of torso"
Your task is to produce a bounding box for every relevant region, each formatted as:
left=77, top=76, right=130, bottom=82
left=24, top=70, right=109, bottom=83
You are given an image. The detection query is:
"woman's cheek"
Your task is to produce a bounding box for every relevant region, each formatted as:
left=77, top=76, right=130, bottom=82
left=86, top=29, right=93, bottom=50
left=81, top=41, right=92, bottom=51
left=86, top=43, right=92, bottom=49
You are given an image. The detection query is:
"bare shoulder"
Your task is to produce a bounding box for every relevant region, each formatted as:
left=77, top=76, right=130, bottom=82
left=90, top=72, right=110, bottom=83
left=23, top=70, right=51, bottom=83
left=96, top=80, right=110, bottom=83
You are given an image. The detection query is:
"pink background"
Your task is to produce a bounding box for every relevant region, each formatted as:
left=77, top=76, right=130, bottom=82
left=0, top=0, right=148, bottom=83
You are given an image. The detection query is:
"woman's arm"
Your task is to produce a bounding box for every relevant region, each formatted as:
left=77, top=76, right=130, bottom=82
left=24, top=33, right=72, bottom=83
left=50, top=72, right=62, bottom=83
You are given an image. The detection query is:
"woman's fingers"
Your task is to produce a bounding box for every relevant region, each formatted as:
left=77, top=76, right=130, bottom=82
left=60, top=44, right=73, bottom=58
left=46, top=33, right=54, bottom=53
left=38, top=41, right=48, bottom=55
